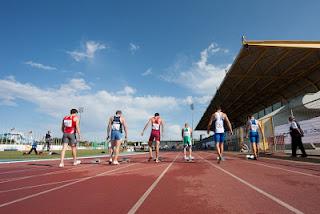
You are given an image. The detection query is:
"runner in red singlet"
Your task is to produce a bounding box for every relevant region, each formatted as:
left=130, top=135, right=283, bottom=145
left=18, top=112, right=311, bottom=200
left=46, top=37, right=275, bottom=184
left=59, top=108, right=81, bottom=167
left=141, top=113, right=164, bottom=163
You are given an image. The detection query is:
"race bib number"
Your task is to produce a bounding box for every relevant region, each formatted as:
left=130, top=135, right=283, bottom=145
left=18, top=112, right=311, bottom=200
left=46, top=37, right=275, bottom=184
left=152, top=123, right=160, bottom=130
left=251, top=124, right=258, bottom=132
left=112, top=124, right=120, bottom=131
left=63, top=119, right=72, bottom=128
left=216, top=124, right=223, bottom=128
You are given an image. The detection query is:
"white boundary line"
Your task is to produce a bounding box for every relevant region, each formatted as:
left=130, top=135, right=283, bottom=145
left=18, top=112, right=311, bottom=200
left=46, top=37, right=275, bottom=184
left=198, top=155, right=304, bottom=214
left=0, top=168, right=49, bottom=175
left=0, top=164, right=164, bottom=194
left=0, top=163, right=135, bottom=208
left=224, top=152, right=320, bottom=166
left=0, top=164, right=94, bottom=184
left=242, top=159, right=320, bottom=178
left=0, top=152, right=147, bottom=165
left=128, top=154, right=179, bottom=214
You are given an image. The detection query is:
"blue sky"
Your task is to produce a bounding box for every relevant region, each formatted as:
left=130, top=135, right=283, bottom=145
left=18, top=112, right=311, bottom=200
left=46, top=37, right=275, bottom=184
left=1, top=0, right=320, bottom=141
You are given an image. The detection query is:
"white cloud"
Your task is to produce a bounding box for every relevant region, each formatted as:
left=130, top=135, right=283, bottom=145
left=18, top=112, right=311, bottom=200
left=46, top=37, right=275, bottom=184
left=129, top=42, right=140, bottom=54
left=141, top=68, right=152, bottom=76
left=67, top=41, right=107, bottom=62
left=117, top=86, right=137, bottom=95
left=0, top=78, right=182, bottom=141
left=25, top=61, right=57, bottom=71
left=162, top=43, right=230, bottom=95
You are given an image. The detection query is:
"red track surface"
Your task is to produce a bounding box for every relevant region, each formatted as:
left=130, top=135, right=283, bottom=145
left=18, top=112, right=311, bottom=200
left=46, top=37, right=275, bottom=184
left=0, top=151, right=319, bottom=214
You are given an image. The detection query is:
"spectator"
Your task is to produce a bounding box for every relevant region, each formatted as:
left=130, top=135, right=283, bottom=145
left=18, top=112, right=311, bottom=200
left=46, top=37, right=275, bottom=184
left=44, top=131, right=52, bottom=152
left=289, top=116, right=307, bottom=158
left=28, top=131, right=38, bottom=155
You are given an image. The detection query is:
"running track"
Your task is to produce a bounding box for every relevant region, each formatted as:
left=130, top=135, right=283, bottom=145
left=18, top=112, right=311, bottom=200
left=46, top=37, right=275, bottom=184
left=0, top=151, right=319, bottom=214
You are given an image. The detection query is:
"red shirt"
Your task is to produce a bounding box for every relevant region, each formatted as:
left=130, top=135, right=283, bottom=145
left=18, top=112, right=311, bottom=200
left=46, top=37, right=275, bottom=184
left=63, top=115, right=77, bottom=134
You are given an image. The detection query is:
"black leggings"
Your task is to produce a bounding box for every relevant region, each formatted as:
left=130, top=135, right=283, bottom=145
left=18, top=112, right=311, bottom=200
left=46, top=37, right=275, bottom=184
left=291, top=137, right=306, bottom=157
left=28, top=148, right=38, bottom=155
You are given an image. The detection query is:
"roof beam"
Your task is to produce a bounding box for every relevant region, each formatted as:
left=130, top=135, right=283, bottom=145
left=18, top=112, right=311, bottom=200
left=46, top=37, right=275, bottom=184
left=223, top=49, right=291, bottom=111
left=221, top=48, right=268, bottom=103
left=304, top=77, right=320, bottom=91
left=227, top=50, right=314, bottom=116
left=232, top=55, right=320, bottom=118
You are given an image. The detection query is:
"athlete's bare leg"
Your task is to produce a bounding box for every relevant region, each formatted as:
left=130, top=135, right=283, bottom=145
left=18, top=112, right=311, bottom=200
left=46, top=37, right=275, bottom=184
left=71, top=145, right=78, bottom=163
left=155, top=141, right=160, bottom=162
left=252, top=143, right=258, bottom=158
left=113, top=140, right=121, bottom=163
left=216, top=143, right=222, bottom=158
left=183, top=146, right=187, bottom=158
left=148, top=141, right=153, bottom=160
left=59, top=143, right=68, bottom=165
left=219, top=143, right=224, bottom=157
left=189, top=146, right=192, bottom=158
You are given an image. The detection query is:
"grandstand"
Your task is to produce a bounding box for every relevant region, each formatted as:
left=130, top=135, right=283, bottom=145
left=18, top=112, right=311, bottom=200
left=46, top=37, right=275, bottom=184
left=196, top=38, right=320, bottom=154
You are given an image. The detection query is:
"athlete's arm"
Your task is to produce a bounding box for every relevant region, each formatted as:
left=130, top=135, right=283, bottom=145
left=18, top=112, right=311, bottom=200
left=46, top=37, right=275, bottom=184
left=207, top=114, right=214, bottom=134
left=122, top=117, right=128, bottom=140
left=75, top=117, right=81, bottom=140
left=161, top=119, right=164, bottom=135
left=224, top=114, right=233, bottom=135
left=181, top=128, right=184, bottom=139
left=61, top=120, right=64, bottom=133
left=245, top=121, right=250, bottom=138
left=190, top=128, right=193, bottom=138
left=107, top=117, right=112, bottom=138
left=141, top=118, right=151, bottom=136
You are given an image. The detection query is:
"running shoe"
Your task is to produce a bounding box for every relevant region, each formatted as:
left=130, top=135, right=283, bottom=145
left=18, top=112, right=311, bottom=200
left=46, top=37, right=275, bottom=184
left=155, top=159, right=161, bottom=163
left=112, top=161, right=120, bottom=165
left=148, top=157, right=153, bottom=162
left=221, top=156, right=225, bottom=161
left=189, top=156, right=194, bottom=160
left=217, top=156, right=221, bottom=164
left=184, top=156, right=188, bottom=160
left=73, top=160, right=81, bottom=166
left=59, top=163, right=64, bottom=168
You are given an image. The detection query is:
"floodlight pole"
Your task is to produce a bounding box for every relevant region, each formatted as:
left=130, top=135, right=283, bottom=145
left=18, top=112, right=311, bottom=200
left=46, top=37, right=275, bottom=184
left=78, top=107, right=84, bottom=127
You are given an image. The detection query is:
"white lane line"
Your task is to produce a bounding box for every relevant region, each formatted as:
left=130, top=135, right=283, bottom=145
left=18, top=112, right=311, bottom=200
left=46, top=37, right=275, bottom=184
left=0, top=178, right=79, bottom=193
left=0, top=163, right=164, bottom=194
left=0, top=152, right=148, bottom=165
left=0, top=168, right=49, bottom=175
left=0, top=163, right=135, bottom=208
left=0, top=165, right=94, bottom=184
left=243, top=159, right=320, bottom=178
left=259, top=157, right=320, bottom=166
left=198, top=155, right=304, bottom=214
left=128, top=154, right=179, bottom=214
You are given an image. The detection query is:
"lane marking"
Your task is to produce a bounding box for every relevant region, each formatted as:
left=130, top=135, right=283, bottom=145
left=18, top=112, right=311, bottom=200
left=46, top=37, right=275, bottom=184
left=0, top=152, right=148, bottom=165
left=128, top=154, right=179, bottom=214
left=0, top=178, right=79, bottom=193
left=198, top=155, right=304, bottom=214
left=0, top=163, right=135, bottom=208
left=0, top=168, right=49, bottom=175
left=242, top=159, right=320, bottom=178
left=0, top=164, right=164, bottom=193
left=0, top=165, right=94, bottom=184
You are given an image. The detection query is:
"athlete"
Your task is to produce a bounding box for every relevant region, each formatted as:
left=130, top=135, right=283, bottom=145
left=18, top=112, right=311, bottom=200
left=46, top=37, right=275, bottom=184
left=59, top=109, right=81, bottom=167
left=141, top=113, right=164, bottom=163
left=207, top=106, right=233, bottom=163
left=246, top=115, right=264, bottom=160
left=182, top=123, right=193, bottom=161
left=107, top=110, right=128, bottom=165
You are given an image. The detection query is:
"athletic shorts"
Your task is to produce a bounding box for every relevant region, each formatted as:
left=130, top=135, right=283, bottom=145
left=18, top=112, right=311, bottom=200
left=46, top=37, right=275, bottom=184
left=62, top=133, right=77, bottom=146
left=250, top=132, right=259, bottom=143
left=149, top=130, right=160, bottom=142
left=183, top=136, right=192, bottom=147
left=111, top=130, right=122, bottom=141
left=214, top=133, right=225, bottom=143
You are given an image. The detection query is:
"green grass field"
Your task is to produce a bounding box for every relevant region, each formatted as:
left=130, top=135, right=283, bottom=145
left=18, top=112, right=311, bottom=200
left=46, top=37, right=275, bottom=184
left=0, top=149, right=109, bottom=162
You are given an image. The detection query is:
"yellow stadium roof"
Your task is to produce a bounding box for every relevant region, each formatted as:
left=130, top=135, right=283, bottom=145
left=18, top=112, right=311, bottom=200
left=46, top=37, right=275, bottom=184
left=196, top=39, right=320, bottom=130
